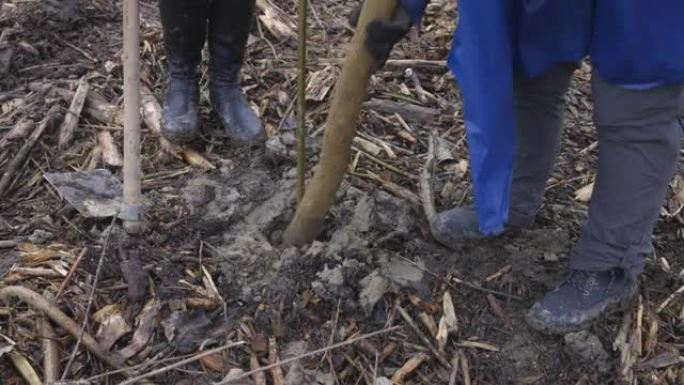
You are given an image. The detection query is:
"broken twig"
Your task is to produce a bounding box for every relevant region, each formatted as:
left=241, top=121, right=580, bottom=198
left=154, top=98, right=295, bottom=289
left=398, top=256, right=521, bottom=300
left=363, top=171, right=421, bottom=206
left=0, top=105, right=60, bottom=195
left=116, top=341, right=246, bottom=385
left=362, top=98, right=439, bottom=124
left=250, top=353, right=267, bottom=385
left=396, top=304, right=451, bottom=369
left=656, top=283, right=684, bottom=313
left=98, top=131, right=123, bottom=167
left=268, top=337, right=285, bottom=385
left=54, top=248, right=88, bottom=301
left=215, top=326, right=401, bottom=385
left=55, top=247, right=88, bottom=303
left=0, top=119, right=35, bottom=148
left=40, top=317, right=60, bottom=384
left=61, top=216, right=117, bottom=379
left=58, top=76, right=89, bottom=148
left=405, top=68, right=428, bottom=104
left=420, top=132, right=437, bottom=222
left=0, top=286, right=124, bottom=369
left=391, top=353, right=428, bottom=385
left=460, top=350, right=471, bottom=385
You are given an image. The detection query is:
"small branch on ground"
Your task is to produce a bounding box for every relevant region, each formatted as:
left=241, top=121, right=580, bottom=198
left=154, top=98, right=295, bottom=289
left=0, top=105, right=61, bottom=195
left=656, top=282, right=684, bottom=313
left=0, top=286, right=124, bottom=369
left=391, top=352, right=428, bottom=385
left=448, top=355, right=459, bottom=385
left=115, top=341, right=247, bottom=385
left=459, top=350, right=471, bottom=385
left=405, top=68, right=428, bottom=104
left=250, top=352, right=267, bottom=385
left=396, top=304, right=451, bottom=369
left=58, top=75, right=90, bottom=148
left=268, top=337, right=285, bottom=385
left=54, top=247, right=87, bottom=301
left=98, top=130, right=123, bottom=167
left=61, top=215, right=117, bottom=379
left=214, top=326, right=401, bottom=385
left=362, top=171, right=421, bottom=206
left=398, top=256, right=522, bottom=300
left=420, top=132, right=437, bottom=223
left=362, top=98, right=439, bottom=124
left=40, top=317, right=60, bottom=383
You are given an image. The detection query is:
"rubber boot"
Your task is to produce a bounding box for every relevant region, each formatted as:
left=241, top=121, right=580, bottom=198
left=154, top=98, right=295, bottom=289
left=431, top=64, right=575, bottom=249
left=526, top=268, right=637, bottom=334
left=208, top=0, right=264, bottom=143
left=159, top=0, right=209, bottom=144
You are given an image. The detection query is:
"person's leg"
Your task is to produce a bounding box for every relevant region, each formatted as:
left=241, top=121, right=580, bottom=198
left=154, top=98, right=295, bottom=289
left=159, top=0, right=211, bottom=144
left=207, top=0, right=264, bottom=143
left=527, top=73, right=684, bottom=334
left=431, top=63, right=575, bottom=248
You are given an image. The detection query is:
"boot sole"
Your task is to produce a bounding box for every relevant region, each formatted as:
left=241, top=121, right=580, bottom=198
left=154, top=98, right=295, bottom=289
left=525, top=290, right=637, bottom=335
left=162, top=128, right=199, bottom=145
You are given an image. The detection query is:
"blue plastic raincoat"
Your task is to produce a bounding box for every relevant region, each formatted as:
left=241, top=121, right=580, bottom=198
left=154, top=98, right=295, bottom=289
left=401, top=0, right=684, bottom=234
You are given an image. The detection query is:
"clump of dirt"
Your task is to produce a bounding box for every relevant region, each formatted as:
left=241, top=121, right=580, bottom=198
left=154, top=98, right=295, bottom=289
left=564, top=331, right=612, bottom=375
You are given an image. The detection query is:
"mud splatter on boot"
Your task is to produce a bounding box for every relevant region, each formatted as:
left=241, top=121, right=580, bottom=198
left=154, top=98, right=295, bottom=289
left=526, top=268, right=637, bottom=334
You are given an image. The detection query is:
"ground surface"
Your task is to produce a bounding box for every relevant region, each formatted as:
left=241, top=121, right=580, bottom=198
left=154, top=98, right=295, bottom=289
left=1, top=1, right=683, bottom=384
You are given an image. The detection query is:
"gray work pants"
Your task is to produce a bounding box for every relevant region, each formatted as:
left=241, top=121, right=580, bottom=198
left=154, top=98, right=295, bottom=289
left=510, top=64, right=684, bottom=279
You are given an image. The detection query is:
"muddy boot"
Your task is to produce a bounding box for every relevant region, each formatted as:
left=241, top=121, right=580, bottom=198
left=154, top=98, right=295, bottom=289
left=528, top=73, right=684, bottom=335
left=526, top=269, right=637, bottom=334
left=159, top=0, right=210, bottom=144
left=430, top=206, right=532, bottom=246
left=431, top=64, right=575, bottom=249
left=208, top=0, right=264, bottom=143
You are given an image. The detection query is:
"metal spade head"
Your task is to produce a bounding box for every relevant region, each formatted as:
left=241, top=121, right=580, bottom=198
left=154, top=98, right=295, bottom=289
left=44, top=169, right=123, bottom=218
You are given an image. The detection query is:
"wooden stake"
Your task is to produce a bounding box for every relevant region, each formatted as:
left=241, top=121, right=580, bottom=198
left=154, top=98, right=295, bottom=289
left=295, top=0, right=307, bottom=202
left=283, top=0, right=398, bottom=245
left=122, top=0, right=142, bottom=234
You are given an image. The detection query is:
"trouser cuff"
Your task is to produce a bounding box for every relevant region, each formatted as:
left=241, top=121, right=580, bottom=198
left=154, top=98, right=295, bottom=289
left=570, top=228, right=651, bottom=280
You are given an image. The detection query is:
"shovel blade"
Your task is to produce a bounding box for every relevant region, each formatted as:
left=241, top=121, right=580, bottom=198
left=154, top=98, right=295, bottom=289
left=44, top=169, right=123, bottom=218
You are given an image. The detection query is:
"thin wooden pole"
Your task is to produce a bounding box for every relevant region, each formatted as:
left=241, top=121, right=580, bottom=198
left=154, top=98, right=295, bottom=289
left=283, top=0, right=398, bottom=245
left=122, top=0, right=142, bottom=233
left=296, top=0, right=308, bottom=202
